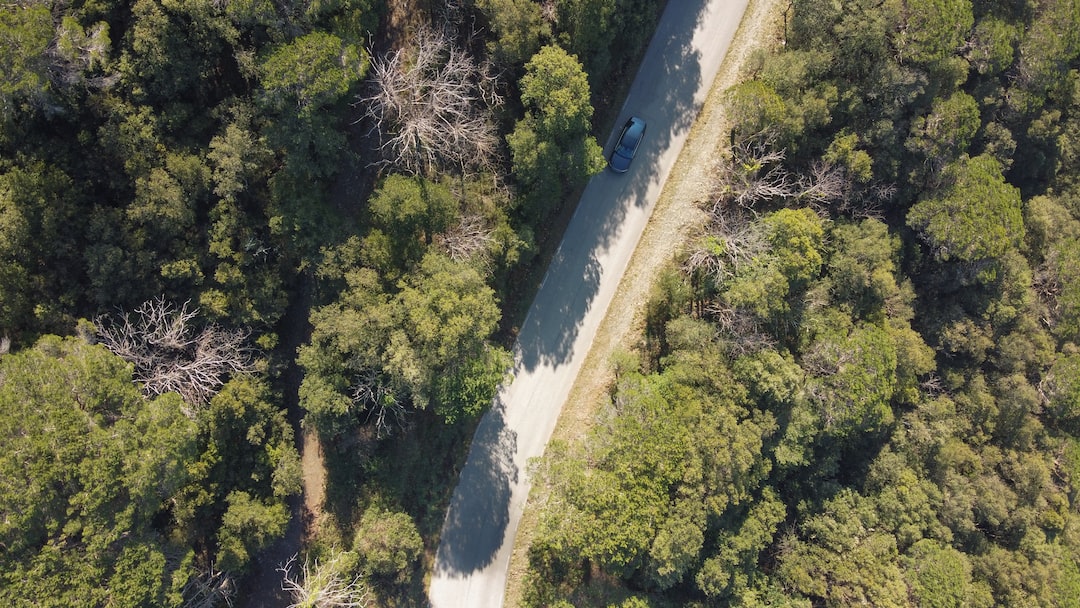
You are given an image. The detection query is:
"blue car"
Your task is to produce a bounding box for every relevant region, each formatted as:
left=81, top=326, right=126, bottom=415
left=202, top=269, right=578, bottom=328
left=609, top=116, right=646, bottom=173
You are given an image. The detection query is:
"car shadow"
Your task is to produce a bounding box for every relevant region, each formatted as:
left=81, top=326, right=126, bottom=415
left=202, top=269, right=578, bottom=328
left=515, top=0, right=710, bottom=373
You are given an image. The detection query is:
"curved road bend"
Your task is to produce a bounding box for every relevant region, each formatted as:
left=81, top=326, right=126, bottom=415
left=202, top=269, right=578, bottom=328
left=429, top=1, right=751, bottom=605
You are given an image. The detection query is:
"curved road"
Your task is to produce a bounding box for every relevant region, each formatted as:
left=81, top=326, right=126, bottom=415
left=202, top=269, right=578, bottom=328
left=428, top=1, right=750, bottom=605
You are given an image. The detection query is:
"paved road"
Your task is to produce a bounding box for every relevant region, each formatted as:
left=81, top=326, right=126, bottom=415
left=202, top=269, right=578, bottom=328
left=428, top=1, right=750, bottom=605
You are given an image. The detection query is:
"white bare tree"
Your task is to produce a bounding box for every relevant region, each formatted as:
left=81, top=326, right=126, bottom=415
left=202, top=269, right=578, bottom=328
left=351, top=369, right=407, bottom=438
left=683, top=210, right=767, bottom=284
left=180, top=564, right=236, bottom=608
left=361, top=25, right=502, bottom=176
left=95, top=298, right=253, bottom=412
left=712, top=137, right=795, bottom=212
left=437, top=212, right=495, bottom=263
left=279, top=553, right=370, bottom=608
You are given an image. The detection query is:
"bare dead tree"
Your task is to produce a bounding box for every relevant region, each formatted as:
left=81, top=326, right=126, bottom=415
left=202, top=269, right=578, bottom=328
left=683, top=209, right=767, bottom=284
left=437, top=212, right=496, bottom=263
left=279, top=553, right=371, bottom=608
left=0, top=335, right=9, bottom=356
left=180, top=564, right=236, bottom=608
left=703, top=301, right=777, bottom=356
left=361, top=25, right=502, bottom=177
left=95, top=298, right=254, bottom=412
left=351, top=369, right=407, bottom=438
left=48, top=19, right=117, bottom=89
left=795, top=160, right=850, bottom=209
left=712, top=137, right=795, bottom=212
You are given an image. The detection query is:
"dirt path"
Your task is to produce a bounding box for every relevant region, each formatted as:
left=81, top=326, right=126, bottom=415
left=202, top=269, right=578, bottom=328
left=502, top=0, right=786, bottom=604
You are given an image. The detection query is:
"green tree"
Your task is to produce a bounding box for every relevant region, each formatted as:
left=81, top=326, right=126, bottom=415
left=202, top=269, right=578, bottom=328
left=476, top=0, right=551, bottom=66
left=0, top=5, right=52, bottom=123
left=890, top=0, right=974, bottom=64
left=907, top=154, right=1024, bottom=263
left=260, top=32, right=367, bottom=118
left=353, top=506, right=423, bottom=581
left=216, top=490, right=289, bottom=573
left=696, top=489, right=787, bottom=598
left=393, top=252, right=507, bottom=420
left=803, top=321, right=898, bottom=441
left=1048, top=237, right=1080, bottom=341
left=509, top=45, right=605, bottom=220
left=906, top=91, right=981, bottom=170
left=902, top=539, right=989, bottom=608
left=777, top=490, right=910, bottom=607
left=365, top=174, right=457, bottom=272
left=556, top=0, right=616, bottom=82
left=724, top=80, right=788, bottom=141
left=0, top=336, right=199, bottom=605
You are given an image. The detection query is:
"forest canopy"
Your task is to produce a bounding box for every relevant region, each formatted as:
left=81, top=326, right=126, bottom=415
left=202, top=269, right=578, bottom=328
left=0, top=0, right=665, bottom=604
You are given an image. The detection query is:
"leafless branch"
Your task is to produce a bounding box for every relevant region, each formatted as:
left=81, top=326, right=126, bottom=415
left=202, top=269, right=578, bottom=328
left=711, top=137, right=795, bottom=212
left=683, top=209, right=767, bottom=284
left=279, top=553, right=371, bottom=608
left=95, top=298, right=254, bottom=412
left=180, top=564, right=236, bottom=608
left=437, top=212, right=495, bottom=263
left=360, top=25, right=502, bottom=177
left=704, top=301, right=777, bottom=356
left=795, top=160, right=849, bottom=209
left=351, top=369, right=407, bottom=438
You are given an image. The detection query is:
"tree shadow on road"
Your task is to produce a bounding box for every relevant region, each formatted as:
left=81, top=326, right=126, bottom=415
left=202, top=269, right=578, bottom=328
left=432, top=397, right=518, bottom=576
left=514, top=0, right=711, bottom=373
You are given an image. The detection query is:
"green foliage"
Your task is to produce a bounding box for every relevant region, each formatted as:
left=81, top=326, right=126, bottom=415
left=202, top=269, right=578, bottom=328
left=906, top=91, right=981, bottom=168
left=532, top=343, right=774, bottom=592
left=365, top=174, right=457, bottom=272
left=724, top=80, right=788, bottom=141
left=216, top=490, right=290, bottom=573
left=260, top=32, right=367, bottom=118
left=301, top=252, right=507, bottom=428
left=902, top=539, right=987, bottom=608
left=527, top=0, right=1080, bottom=605
left=1049, top=237, right=1080, bottom=341
left=0, top=6, right=52, bottom=122
left=509, top=45, right=606, bottom=220
left=476, top=0, right=551, bottom=66
left=722, top=208, right=825, bottom=325
left=778, top=490, right=910, bottom=606
left=891, top=0, right=974, bottom=65
left=1045, top=353, right=1080, bottom=430
left=696, top=489, right=786, bottom=598
left=907, top=154, right=1024, bottom=263
left=353, top=505, right=423, bottom=580
left=967, top=17, right=1019, bottom=75
left=0, top=336, right=198, bottom=605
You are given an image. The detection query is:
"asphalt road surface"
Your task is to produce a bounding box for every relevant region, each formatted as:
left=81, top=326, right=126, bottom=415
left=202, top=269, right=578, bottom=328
left=428, top=1, right=751, bottom=605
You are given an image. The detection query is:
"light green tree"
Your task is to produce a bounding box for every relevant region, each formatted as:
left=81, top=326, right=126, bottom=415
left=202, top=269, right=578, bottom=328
left=261, top=32, right=366, bottom=118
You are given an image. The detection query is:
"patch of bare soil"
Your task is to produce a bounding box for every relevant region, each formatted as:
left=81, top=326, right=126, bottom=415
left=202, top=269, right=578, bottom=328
left=502, top=0, right=788, bottom=604
left=300, top=428, right=327, bottom=531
